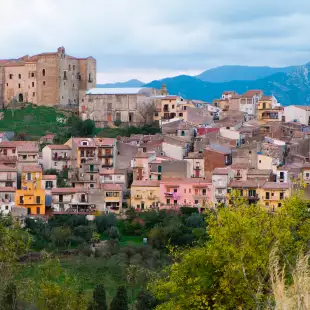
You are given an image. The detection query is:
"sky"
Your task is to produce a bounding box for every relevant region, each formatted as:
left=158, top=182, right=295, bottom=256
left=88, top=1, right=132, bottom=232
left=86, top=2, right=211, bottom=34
left=1, top=0, right=310, bottom=83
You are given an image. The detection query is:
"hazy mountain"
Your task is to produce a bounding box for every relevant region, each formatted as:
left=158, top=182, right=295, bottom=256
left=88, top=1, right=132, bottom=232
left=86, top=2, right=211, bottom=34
left=196, top=65, right=298, bottom=83
left=97, top=79, right=145, bottom=88
left=145, top=63, right=310, bottom=106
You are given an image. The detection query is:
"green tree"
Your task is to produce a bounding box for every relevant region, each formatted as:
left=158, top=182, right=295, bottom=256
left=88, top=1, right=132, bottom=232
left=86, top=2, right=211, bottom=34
left=89, top=284, right=107, bottom=310
left=151, top=193, right=310, bottom=309
left=136, top=290, right=157, bottom=310
left=23, top=258, right=88, bottom=310
left=1, top=283, right=17, bottom=310
left=0, top=218, right=31, bottom=304
left=50, top=226, right=72, bottom=247
left=110, top=286, right=128, bottom=310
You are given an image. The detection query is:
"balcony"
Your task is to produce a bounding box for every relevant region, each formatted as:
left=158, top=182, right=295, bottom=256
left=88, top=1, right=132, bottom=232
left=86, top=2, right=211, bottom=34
left=53, top=155, right=70, bottom=161
left=215, top=193, right=225, bottom=199
left=247, top=194, right=259, bottom=201
left=101, top=163, right=113, bottom=168
left=53, top=205, right=96, bottom=214
left=98, top=153, right=113, bottom=158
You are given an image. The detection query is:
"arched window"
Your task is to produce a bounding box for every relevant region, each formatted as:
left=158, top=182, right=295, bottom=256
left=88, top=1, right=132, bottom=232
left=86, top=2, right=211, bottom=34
left=42, top=69, right=46, bottom=77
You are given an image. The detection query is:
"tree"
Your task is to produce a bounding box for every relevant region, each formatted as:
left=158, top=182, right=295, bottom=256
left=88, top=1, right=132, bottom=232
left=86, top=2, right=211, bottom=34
left=136, top=290, right=157, bottom=310
left=1, top=283, right=17, bottom=310
left=151, top=193, right=310, bottom=309
left=22, top=257, right=88, bottom=310
left=108, top=226, right=120, bottom=240
left=126, top=265, right=145, bottom=307
left=0, top=218, right=31, bottom=305
left=110, top=286, right=128, bottom=310
left=137, top=100, right=156, bottom=125
left=50, top=226, right=72, bottom=247
left=89, top=284, right=107, bottom=310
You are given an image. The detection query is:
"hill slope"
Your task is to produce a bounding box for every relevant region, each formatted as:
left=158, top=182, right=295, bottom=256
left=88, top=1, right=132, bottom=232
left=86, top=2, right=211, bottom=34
left=196, top=65, right=297, bottom=82
left=145, top=63, right=310, bottom=106
left=97, top=79, right=145, bottom=88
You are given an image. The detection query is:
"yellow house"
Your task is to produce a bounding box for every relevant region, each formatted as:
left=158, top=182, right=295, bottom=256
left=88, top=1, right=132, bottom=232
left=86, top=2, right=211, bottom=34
left=228, top=180, right=263, bottom=205
left=131, top=180, right=160, bottom=210
left=15, top=165, right=45, bottom=215
left=257, top=154, right=278, bottom=173
left=257, top=96, right=283, bottom=121
left=258, top=182, right=290, bottom=211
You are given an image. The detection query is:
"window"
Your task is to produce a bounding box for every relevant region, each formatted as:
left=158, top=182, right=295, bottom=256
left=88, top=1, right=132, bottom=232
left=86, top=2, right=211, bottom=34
left=12, top=149, right=16, bottom=154
left=157, top=175, right=161, bottom=181
left=184, top=188, right=186, bottom=193
left=90, top=175, right=94, bottom=181
left=22, top=155, right=27, bottom=160
left=271, top=192, right=274, bottom=196
left=167, top=199, right=170, bottom=205
left=9, top=74, right=13, bottom=79
left=27, top=208, right=31, bottom=215
left=73, top=65, right=76, bottom=71
left=173, top=188, right=177, bottom=193
left=32, top=82, right=34, bottom=87
left=69, top=65, right=71, bottom=71
left=266, top=192, right=270, bottom=199
left=174, top=200, right=177, bottom=206
left=154, top=112, right=158, bottom=117
left=278, top=203, right=282, bottom=208
left=45, top=181, right=53, bottom=189
left=73, top=84, right=75, bottom=88
left=172, top=105, right=175, bottom=109
left=18, top=84, right=21, bottom=88
left=63, top=71, right=67, bottom=80
left=5, top=182, right=13, bottom=187
left=3, top=149, right=7, bottom=155
left=249, top=150, right=252, bottom=154
left=43, top=81, right=46, bottom=86
left=37, top=207, right=40, bottom=214
left=31, top=72, right=35, bottom=77
left=90, top=183, right=94, bottom=188
left=179, top=113, right=183, bottom=117
left=54, top=162, right=57, bottom=166
left=181, top=130, right=185, bottom=136
left=33, top=92, right=35, bottom=97
left=306, top=173, right=310, bottom=178
left=36, top=196, right=41, bottom=204
left=42, top=69, right=46, bottom=76
left=202, top=189, right=206, bottom=196
left=18, top=74, right=21, bottom=79
left=6, top=83, right=8, bottom=86
left=20, top=196, right=24, bottom=204
left=27, top=173, right=32, bottom=181
left=189, top=188, right=191, bottom=193
left=82, top=141, right=88, bottom=146
left=194, top=200, right=199, bottom=204
left=280, top=192, right=284, bottom=199
left=259, top=160, right=262, bottom=163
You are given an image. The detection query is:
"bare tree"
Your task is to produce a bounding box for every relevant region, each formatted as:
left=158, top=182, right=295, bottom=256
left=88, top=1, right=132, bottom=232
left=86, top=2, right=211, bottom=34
left=137, top=100, right=156, bottom=125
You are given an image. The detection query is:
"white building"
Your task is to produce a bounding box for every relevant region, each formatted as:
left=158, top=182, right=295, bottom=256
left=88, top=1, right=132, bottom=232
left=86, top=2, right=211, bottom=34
left=212, top=167, right=233, bottom=206
left=283, top=106, right=310, bottom=125
left=42, top=145, right=71, bottom=171
left=239, top=90, right=263, bottom=116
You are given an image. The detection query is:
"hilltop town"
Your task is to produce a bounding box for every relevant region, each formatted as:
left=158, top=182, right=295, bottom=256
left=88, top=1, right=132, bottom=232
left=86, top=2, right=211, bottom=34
left=0, top=47, right=309, bottom=217
left=0, top=47, right=309, bottom=310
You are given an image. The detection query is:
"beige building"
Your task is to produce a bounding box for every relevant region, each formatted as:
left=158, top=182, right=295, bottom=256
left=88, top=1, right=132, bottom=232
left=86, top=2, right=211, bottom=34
left=79, top=87, right=161, bottom=127
left=42, top=144, right=71, bottom=171
left=0, top=47, right=96, bottom=108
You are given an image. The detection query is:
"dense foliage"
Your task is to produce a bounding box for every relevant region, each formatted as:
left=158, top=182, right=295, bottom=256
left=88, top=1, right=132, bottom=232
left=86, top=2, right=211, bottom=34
left=151, top=193, right=310, bottom=309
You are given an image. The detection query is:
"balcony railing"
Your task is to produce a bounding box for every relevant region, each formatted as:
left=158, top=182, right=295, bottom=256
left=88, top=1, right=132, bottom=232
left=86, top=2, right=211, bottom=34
left=215, top=193, right=225, bottom=199
left=53, top=155, right=70, bottom=161
left=98, top=153, right=113, bottom=158
left=247, top=194, right=259, bottom=200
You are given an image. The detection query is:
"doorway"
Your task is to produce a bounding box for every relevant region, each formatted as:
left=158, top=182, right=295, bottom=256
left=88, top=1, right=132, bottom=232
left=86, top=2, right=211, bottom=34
left=18, top=93, right=23, bottom=102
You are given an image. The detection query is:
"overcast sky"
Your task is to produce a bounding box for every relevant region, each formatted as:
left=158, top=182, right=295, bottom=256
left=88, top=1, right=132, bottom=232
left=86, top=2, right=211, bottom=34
left=1, top=0, right=310, bottom=83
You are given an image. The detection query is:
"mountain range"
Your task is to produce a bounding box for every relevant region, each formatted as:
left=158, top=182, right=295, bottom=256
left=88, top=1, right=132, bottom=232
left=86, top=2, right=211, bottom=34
left=97, top=64, right=310, bottom=106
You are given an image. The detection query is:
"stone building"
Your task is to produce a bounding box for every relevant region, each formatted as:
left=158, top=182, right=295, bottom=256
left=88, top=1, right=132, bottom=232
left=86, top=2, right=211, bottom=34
left=79, top=87, right=161, bottom=127
left=0, top=47, right=96, bottom=108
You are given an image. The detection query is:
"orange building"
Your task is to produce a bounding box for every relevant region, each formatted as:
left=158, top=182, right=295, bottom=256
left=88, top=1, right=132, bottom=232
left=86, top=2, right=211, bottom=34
left=15, top=165, right=45, bottom=215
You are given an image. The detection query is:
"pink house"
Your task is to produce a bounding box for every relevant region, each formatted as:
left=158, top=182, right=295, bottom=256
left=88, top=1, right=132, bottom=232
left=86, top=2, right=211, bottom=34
left=159, top=178, right=212, bottom=212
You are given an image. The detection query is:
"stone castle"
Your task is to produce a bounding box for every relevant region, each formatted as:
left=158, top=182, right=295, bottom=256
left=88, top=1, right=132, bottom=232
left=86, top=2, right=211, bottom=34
left=0, top=47, right=96, bottom=108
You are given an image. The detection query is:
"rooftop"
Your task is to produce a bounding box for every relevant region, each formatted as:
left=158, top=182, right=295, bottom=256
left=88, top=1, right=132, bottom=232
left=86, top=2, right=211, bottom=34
left=86, top=87, right=151, bottom=95
left=293, top=105, right=310, bottom=111
left=132, top=180, right=159, bottom=187
left=206, top=144, right=231, bottom=154
left=262, top=182, right=290, bottom=190
left=229, top=179, right=266, bottom=188
left=242, top=90, right=263, bottom=98
left=213, top=167, right=231, bottom=175
left=47, top=144, right=71, bottom=150
left=94, top=138, right=115, bottom=146
left=42, top=175, right=57, bottom=180
left=101, top=184, right=123, bottom=191
left=22, top=165, right=42, bottom=173
left=52, top=188, right=80, bottom=194
left=0, top=164, right=17, bottom=172
left=247, top=169, right=272, bottom=176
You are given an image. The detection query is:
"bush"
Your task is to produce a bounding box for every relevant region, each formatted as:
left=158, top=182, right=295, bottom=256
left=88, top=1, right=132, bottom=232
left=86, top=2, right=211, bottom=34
left=95, top=214, right=117, bottom=233
left=113, top=120, right=122, bottom=127
left=73, top=225, right=93, bottom=242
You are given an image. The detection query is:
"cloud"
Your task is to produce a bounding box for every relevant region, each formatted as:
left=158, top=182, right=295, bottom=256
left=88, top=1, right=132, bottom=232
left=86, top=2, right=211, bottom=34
left=1, top=0, right=310, bottom=82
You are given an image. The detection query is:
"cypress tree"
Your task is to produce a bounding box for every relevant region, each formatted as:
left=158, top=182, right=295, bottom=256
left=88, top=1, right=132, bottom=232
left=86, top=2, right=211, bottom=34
left=92, top=284, right=107, bottom=310
left=136, top=290, right=157, bottom=310
left=110, top=285, right=128, bottom=310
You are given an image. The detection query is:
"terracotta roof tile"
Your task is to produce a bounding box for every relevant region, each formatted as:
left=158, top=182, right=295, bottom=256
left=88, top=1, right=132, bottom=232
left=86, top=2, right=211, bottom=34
left=47, top=144, right=71, bottom=150
left=262, top=182, right=290, bottom=190
left=101, top=184, right=122, bottom=191
left=22, top=165, right=42, bottom=172
left=132, top=180, right=159, bottom=187
left=42, top=175, right=57, bottom=180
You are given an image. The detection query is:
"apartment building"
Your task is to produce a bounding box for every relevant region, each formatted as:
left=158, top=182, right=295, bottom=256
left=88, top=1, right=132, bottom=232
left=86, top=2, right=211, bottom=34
left=42, top=144, right=71, bottom=171
left=159, top=178, right=212, bottom=212
left=0, top=164, right=17, bottom=188
left=15, top=165, right=45, bottom=215
left=212, top=167, right=233, bottom=206
left=239, top=90, right=263, bottom=116
left=51, top=188, right=95, bottom=214
left=131, top=180, right=160, bottom=211
left=102, top=184, right=123, bottom=214
left=0, top=47, right=96, bottom=108
left=257, top=96, right=283, bottom=121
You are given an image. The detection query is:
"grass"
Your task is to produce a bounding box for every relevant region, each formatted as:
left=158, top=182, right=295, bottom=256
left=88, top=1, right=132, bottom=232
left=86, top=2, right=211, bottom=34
left=0, top=104, right=70, bottom=139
